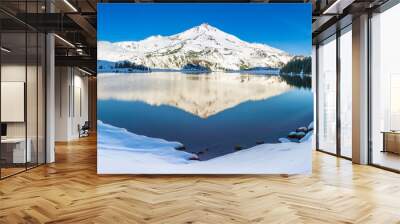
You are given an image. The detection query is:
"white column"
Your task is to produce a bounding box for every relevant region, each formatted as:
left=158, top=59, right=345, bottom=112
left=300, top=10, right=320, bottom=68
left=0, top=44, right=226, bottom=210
left=352, top=14, right=369, bottom=164
left=46, top=32, right=55, bottom=163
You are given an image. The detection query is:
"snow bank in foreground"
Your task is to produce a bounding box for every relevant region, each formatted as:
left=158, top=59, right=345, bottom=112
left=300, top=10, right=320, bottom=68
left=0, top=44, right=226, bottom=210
left=97, top=121, right=312, bottom=174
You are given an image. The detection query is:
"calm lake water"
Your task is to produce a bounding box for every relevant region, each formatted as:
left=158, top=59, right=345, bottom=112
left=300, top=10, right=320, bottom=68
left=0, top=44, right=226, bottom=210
left=98, top=72, right=313, bottom=160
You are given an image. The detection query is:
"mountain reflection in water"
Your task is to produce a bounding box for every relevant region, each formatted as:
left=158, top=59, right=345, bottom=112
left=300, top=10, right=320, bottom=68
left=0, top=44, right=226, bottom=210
left=98, top=72, right=313, bottom=160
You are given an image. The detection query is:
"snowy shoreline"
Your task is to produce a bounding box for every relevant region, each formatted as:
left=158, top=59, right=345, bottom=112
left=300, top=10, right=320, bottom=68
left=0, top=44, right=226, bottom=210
left=97, top=121, right=312, bottom=174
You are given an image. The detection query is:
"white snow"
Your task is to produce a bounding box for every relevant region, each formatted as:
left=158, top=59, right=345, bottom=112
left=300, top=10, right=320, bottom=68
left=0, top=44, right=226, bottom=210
left=97, top=23, right=293, bottom=71
left=97, top=121, right=312, bottom=174
left=308, top=121, right=314, bottom=130
left=97, top=121, right=198, bottom=164
left=278, top=138, right=291, bottom=143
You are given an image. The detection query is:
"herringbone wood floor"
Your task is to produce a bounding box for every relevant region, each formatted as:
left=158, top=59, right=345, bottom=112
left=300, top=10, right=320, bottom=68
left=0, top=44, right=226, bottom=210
left=1, top=135, right=400, bottom=224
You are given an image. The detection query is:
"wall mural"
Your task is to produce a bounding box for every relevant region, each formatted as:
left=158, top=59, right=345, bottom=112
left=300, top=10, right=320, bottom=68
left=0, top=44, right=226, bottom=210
left=97, top=3, right=313, bottom=174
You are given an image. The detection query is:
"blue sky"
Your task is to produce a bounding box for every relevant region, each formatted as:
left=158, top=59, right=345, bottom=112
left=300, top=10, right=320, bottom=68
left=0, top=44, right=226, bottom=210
left=98, top=4, right=311, bottom=56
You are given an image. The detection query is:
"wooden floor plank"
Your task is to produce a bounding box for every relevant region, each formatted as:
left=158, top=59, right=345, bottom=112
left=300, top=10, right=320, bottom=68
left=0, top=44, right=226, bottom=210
left=0, top=135, right=400, bottom=223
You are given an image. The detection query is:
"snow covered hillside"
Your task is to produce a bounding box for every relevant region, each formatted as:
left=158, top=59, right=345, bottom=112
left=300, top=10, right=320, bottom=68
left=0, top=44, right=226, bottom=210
left=98, top=23, right=293, bottom=71
left=97, top=121, right=312, bottom=174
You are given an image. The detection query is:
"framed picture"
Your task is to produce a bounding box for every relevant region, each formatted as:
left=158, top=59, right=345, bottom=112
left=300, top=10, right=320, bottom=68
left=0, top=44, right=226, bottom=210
left=97, top=3, right=313, bottom=174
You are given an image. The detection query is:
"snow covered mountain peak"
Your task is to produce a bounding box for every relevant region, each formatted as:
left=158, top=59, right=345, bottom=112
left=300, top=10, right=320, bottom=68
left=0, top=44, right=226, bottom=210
left=98, top=24, right=293, bottom=71
left=179, top=23, right=219, bottom=35
left=173, top=23, right=240, bottom=44
left=195, top=23, right=215, bottom=31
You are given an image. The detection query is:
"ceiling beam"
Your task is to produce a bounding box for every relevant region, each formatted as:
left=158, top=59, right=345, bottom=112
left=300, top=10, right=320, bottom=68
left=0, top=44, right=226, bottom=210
left=55, top=55, right=96, bottom=72
left=322, top=0, right=356, bottom=14
left=67, top=13, right=97, bottom=46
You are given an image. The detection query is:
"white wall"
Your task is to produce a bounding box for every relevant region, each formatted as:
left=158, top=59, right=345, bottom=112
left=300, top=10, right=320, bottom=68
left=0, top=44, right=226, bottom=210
left=55, top=66, right=70, bottom=141
left=71, top=72, right=89, bottom=138
left=1, top=64, right=26, bottom=139
left=55, top=67, right=89, bottom=141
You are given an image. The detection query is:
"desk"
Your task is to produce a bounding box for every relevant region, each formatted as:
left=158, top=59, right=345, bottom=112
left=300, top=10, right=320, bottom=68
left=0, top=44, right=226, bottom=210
left=382, top=131, right=400, bottom=154
left=1, top=138, right=31, bottom=163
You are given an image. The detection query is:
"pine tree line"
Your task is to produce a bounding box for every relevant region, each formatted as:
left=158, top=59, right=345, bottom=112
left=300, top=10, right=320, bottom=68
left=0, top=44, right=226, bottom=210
left=280, top=56, right=311, bottom=75
left=114, top=61, right=150, bottom=71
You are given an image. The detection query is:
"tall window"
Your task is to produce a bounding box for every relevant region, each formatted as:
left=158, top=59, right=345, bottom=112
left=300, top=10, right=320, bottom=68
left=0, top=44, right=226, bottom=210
left=317, top=35, right=337, bottom=154
left=339, top=26, right=352, bottom=158
left=370, top=3, right=400, bottom=171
